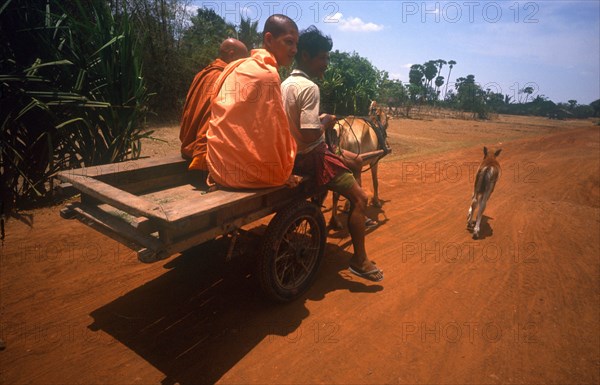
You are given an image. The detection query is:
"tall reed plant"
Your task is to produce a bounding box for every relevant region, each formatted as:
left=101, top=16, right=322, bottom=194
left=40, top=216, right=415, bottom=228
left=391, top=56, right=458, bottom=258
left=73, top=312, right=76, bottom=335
left=1, top=0, right=151, bottom=209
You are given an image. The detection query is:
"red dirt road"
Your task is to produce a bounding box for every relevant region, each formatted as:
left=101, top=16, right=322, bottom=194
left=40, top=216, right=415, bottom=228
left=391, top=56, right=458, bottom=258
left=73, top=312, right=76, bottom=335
left=1, top=115, right=599, bottom=384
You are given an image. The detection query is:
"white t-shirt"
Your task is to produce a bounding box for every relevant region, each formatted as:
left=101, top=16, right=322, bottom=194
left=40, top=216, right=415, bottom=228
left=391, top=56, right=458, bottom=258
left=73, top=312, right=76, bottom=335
left=281, top=69, right=324, bottom=154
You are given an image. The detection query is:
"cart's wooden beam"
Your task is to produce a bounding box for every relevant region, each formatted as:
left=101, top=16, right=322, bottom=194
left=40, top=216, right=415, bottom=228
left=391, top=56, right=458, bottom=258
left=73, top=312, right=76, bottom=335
left=162, top=205, right=276, bottom=257
left=59, top=155, right=184, bottom=178
left=57, top=156, right=191, bottom=195
left=58, top=174, right=170, bottom=222
left=359, top=149, right=385, bottom=161
left=131, top=216, right=157, bottom=234
left=161, top=188, right=278, bottom=222
left=64, top=202, right=166, bottom=256
left=160, top=178, right=311, bottom=223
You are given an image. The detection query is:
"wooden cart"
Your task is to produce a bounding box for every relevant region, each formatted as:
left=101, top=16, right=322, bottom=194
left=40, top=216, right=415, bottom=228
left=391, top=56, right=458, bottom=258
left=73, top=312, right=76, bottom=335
left=58, top=155, right=328, bottom=302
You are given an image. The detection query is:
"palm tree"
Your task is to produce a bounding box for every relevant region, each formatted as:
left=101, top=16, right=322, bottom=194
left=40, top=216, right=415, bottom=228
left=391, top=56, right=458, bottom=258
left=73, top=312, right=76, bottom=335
left=568, top=99, right=578, bottom=110
left=238, top=16, right=261, bottom=50
left=435, top=76, right=445, bottom=100
left=409, top=64, right=425, bottom=86
left=520, top=86, right=534, bottom=103
left=435, top=59, right=446, bottom=95
left=423, top=60, right=438, bottom=102
left=423, top=60, right=438, bottom=88
left=408, top=64, right=426, bottom=103
left=444, top=60, right=456, bottom=100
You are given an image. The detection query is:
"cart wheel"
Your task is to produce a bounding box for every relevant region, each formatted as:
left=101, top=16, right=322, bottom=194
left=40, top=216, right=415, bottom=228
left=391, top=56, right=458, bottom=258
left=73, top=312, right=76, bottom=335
left=257, top=200, right=326, bottom=302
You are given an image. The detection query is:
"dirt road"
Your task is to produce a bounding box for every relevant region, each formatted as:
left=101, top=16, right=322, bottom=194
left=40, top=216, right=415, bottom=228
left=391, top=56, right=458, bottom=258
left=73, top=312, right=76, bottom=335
left=1, top=115, right=598, bottom=384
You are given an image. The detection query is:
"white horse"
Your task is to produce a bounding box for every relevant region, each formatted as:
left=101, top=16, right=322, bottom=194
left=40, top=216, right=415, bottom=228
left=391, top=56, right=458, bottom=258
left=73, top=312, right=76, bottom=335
left=328, top=108, right=390, bottom=229
left=467, top=146, right=501, bottom=239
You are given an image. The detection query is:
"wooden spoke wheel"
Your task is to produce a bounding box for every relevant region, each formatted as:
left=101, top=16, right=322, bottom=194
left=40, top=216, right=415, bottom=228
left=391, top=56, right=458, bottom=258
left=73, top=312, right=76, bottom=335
left=257, top=200, right=326, bottom=302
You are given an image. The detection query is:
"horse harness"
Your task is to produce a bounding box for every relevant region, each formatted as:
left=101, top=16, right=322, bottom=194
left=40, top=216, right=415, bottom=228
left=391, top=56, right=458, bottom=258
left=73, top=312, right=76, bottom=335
left=289, top=71, right=391, bottom=168
left=328, top=116, right=390, bottom=154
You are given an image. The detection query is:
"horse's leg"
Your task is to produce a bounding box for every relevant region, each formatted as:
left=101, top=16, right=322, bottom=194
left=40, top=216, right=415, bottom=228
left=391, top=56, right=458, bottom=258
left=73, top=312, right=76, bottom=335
left=370, top=161, right=382, bottom=208
left=467, top=193, right=477, bottom=228
left=329, top=191, right=344, bottom=230
left=473, top=191, right=490, bottom=239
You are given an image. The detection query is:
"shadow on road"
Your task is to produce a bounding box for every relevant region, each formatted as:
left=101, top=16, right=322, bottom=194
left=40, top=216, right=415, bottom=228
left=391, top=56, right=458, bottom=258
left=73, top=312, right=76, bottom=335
left=88, top=230, right=381, bottom=384
left=467, top=215, right=494, bottom=240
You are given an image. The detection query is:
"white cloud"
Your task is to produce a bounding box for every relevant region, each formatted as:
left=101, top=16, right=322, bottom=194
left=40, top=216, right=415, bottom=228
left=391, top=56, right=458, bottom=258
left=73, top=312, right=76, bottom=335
left=332, top=12, right=384, bottom=32
left=241, top=5, right=259, bottom=20
left=186, top=4, right=200, bottom=16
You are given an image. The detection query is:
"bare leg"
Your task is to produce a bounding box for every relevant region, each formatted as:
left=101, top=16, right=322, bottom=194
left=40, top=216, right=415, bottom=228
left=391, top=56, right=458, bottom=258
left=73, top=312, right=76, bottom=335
left=341, top=150, right=362, bottom=212
left=329, top=191, right=343, bottom=230
left=341, top=182, right=382, bottom=280
left=340, top=150, right=378, bottom=225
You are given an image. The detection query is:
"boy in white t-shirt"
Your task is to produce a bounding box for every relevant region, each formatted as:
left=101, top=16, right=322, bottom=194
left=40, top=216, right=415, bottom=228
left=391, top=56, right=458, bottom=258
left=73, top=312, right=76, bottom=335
left=281, top=26, right=383, bottom=282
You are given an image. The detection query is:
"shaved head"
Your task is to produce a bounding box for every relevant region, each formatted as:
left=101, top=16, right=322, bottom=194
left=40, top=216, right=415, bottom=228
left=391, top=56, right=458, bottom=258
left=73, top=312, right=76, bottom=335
left=219, top=38, right=249, bottom=63
left=262, top=14, right=298, bottom=66
left=263, top=14, right=298, bottom=39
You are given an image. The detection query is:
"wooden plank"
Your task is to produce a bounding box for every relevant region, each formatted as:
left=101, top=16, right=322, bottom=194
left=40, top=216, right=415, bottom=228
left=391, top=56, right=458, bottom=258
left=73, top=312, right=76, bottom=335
left=57, top=156, right=197, bottom=195
left=158, top=176, right=318, bottom=225
left=68, top=202, right=166, bottom=256
left=59, top=169, right=291, bottom=225
left=58, top=155, right=184, bottom=178
left=91, top=204, right=158, bottom=235
left=151, top=211, right=215, bottom=242
left=81, top=192, right=102, bottom=207
left=58, top=174, right=169, bottom=222
left=140, top=182, right=207, bottom=206
left=163, top=205, right=277, bottom=256
left=56, top=182, right=78, bottom=197
left=160, top=185, right=299, bottom=223
left=115, top=172, right=195, bottom=195
left=94, top=160, right=189, bottom=191
left=131, top=217, right=157, bottom=234
left=164, top=184, right=321, bottom=256
left=161, top=184, right=323, bottom=245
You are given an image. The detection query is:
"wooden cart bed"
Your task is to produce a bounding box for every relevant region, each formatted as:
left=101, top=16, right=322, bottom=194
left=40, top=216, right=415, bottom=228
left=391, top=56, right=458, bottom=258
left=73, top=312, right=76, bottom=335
left=57, top=155, right=319, bottom=263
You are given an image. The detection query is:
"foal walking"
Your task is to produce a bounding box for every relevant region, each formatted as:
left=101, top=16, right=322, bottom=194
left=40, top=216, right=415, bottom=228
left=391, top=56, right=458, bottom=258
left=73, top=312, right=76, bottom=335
left=467, top=147, right=501, bottom=239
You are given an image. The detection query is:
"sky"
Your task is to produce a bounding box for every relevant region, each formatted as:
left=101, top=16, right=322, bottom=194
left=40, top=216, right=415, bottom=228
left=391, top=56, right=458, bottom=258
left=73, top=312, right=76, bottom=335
left=191, top=0, right=600, bottom=104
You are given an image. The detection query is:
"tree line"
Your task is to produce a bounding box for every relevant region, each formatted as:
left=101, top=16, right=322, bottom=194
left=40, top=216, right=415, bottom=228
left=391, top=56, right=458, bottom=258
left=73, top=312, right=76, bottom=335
left=380, top=59, right=599, bottom=120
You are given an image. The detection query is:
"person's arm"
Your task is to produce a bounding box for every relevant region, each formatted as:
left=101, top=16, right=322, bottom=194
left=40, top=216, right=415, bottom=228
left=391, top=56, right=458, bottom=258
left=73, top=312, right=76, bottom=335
left=319, top=113, right=337, bottom=132
left=295, top=84, right=330, bottom=143
left=297, top=116, right=336, bottom=142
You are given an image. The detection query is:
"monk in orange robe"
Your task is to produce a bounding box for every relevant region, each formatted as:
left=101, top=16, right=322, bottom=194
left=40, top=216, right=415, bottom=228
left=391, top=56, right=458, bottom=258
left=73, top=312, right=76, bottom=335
left=206, top=15, right=299, bottom=188
left=179, top=38, right=248, bottom=170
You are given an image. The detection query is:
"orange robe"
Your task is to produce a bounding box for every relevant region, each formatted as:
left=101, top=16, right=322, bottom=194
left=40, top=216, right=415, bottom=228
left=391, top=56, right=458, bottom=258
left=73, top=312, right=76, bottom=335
left=179, top=58, right=227, bottom=170
left=206, top=49, right=297, bottom=188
